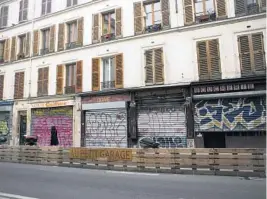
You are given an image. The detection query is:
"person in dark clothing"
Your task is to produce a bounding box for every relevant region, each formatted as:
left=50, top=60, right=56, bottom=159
left=50, top=126, right=59, bottom=146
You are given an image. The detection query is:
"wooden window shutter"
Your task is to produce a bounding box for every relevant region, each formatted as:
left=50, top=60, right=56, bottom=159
left=3, top=38, right=10, bottom=62
left=92, top=58, right=100, bottom=91
left=76, top=60, right=83, bottom=93
left=33, top=30, right=39, bottom=56
left=10, top=36, right=16, bottom=61
left=56, top=64, right=64, bottom=95
left=134, top=2, right=143, bottom=35
left=77, top=17, right=84, bottom=46
left=252, top=33, right=266, bottom=72
left=0, top=75, right=4, bottom=100
left=37, top=68, right=43, bottom=96
left=49, top=25, right=55, bottom=53
left=238, top=35, right=252, bottom=75
left=43, top=67, right=49, bottom=95
left=57, top=23, right=65, bottom=51
left=209, top=39, right=221, bottom=79
left=235, top=0, right=247, bottom=16
left=115, top=54, right=123, bottom=88
left=25, top=32, right=31, bottom=57
left=92, top=14, right=100, bottom=43
left=145, top=50, right=153, bottom=85
left=14, top=72, right=24, bottom=99
left=115, top=8, right=122, bottom=37
left=154, top=48, right=164, bottom=83
left=161, top=0, right=170, bottom=29
left=184, top=0, right=194, bottom=25
left=216, top=0, right=227, bottom=18
left=197, top=41, right=209, bottom=80
left=14, top=72, right=20, bottom=99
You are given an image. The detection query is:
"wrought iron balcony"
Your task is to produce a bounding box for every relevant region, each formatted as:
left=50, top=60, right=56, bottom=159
left=195, top=12, right=217, bottom=24
left=65, top=42, right=81, bottom=50
left=65, top=85, right=76, bottom=94
left=247, top=3, right=260, bottom=15
left=40, top=48, right=50, bottom=55
left=145, top=24, right=162, bottom=33
left=101, top=33, right=115, bottom=42
left=101, top=81, right=115, bottom=90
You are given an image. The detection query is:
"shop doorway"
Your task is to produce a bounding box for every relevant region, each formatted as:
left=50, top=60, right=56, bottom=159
left=203, top=132, right=226, bottom=148
left=18, top=111, right=27, bottom=145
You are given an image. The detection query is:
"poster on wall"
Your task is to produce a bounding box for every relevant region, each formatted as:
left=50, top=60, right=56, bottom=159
left=31, top=106, right=73, bottom=147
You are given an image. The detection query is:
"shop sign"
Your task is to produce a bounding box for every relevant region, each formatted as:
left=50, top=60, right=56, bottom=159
left=31, top=100, right=74, bottom=108
left=82, top=95, right=130, bottom=104
left=0, top=101, right=14, bottom=106
left=193, top=83, right=255, bottom=94
left=69, top=148, right=132, bottom=161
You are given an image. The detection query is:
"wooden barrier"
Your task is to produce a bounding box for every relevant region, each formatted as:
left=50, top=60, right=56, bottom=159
left=0, top=146, right=265, bottom=177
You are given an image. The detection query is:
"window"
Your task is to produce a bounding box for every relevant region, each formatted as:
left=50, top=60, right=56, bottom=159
left=0, top=75, right=4, bottom=100
left=0, top=41, right=5, bottom=62
left=41, top=0, right=52, bottom=16
left=102, top=11, right=115, bottom=35
left=144, top=48, right=164, bottom=85
left=197, top=39, right=221, bottom=80
left=195, top=0, right=216, bottom=23
left=18, top=34, right=26, bottom=55
left=41, top=29, right=50, bottom=54
left=19, top=0, right=28, bottom=22
left=102, top=57, right=115, bottom=89
left=67, top=21, right=77, bottom=43
left=37, top=67, right=49, bottom=96
left=0, top=6, right=8, bottom=28
left=235, top=0, right=266, bottom=16
left=65, top=63, right=76, bottom=94
left=67, top=0, right=77, bottom=7
left=14, top=71, right=24, bottom=99
left=144, top=1, right=161, bottom=27
left=238, top=32, right=266, bottom=76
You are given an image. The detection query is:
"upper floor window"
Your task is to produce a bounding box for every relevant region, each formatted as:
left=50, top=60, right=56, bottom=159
left=0, top=6, right=8, bottom=29
left=41, top=29, right=50, bottom=55
left=19, top=0, right=28, bottom=22
left=18, top=34, right=26, bottom=59
left=37, top=67, right=49, bottom=96
left=238, top=32, right=266, bottom=77
left=0, top=41, right=5, bottom=63
left=41, top=0, right=52, bottom=16
left=235, top=0, right=266, bottom=16
left=67, top=21, right=77, bottom=44
left=102, top=57, right=115, bottom=90
left=67, top=0, right=77, bottom=7
left=134, top=0, right=170, bottom=35
left=102, top=11, right=115, bottom=37
left=184, top=0, right=227, bottom=25
left=196, top=39, right=221, bottom=80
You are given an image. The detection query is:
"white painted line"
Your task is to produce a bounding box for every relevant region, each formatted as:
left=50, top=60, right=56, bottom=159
left=0, top=192, right=39, bottom=199
left=105, top=171, right=159, bottom=176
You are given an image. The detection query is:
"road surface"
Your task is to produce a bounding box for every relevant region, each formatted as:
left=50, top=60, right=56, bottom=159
left=0, top=162, right=265, bottom=199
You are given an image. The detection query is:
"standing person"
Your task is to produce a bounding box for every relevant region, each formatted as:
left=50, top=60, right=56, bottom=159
left=50, top=126, right=59, bottom=146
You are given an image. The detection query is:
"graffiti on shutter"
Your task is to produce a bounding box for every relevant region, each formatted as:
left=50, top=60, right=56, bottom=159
left=31, top=107, right=73, bottom=147
left=145, top=50, right=153, bottom=85
left=252, top=33, right=266, bottom=73
left=57, top=23, right=65, bottom=51
left=195, top=97, right=266, bottom=131
left=85, top=109, right=127, bottom=148
left=238, top=35, right=252, bottom=75
left=115, top=54, right=123, bottom=88
left=0, top=75, right=4, bottom=99
left=134, top=2, right=143, bottom=35
left=184, top=0, right=194, bottom=25
left=56, top=65, right=64, bottom=95
left=92, top=14, right=100, bottom=43
left=197, top=41, right=209, bottom=80
left=235, top=0, right=246, bottom=16
left=10, top=36, right=16, bottom=61
left=77, top=17, right=84, bottom=46
left=76, top=60, right=83, bottom=93
left=154, top=48, right=164, bottom=83
left=216, top=0, right=227, bottom=18
left=25, top=32, right=30, bottom=57
left=92, top=58, right=100, bottom=91
left=137, top=103, right=187, bottom=148
left=33, top=30, right=39, bottom=56
left=49, top=25, right=55, bottom=53
left=161, top=0, right=170, bottom=28
left=115, top=8, right=122, bottom=37
left=3, top=38, right=10, bottom=62
left=209, top=39, right=221, bottom=79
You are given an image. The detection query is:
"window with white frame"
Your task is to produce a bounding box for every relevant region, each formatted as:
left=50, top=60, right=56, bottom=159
left=19, top=0, right=28, bottom=22
left=67, top=21, right=77, bottom=43
left=102, top=57, right=115, bottom=89
left=41, top=0, right=52, bottom=16
left=102, top=11, right=115, bottom=35
left=18, top=34, right=26, bottom=54
left=67, top=0, right=77, bottom=7
left=144, top=0, right=161, bottom=27
left=42, top=29, right=50, bottom=52
left=65, top=63, right=76, bottom=87
left=0, top=6, right=8, bottom=28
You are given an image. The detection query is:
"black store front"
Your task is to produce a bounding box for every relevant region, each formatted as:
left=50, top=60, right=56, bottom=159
left=192, top=77, right=266, bottom=148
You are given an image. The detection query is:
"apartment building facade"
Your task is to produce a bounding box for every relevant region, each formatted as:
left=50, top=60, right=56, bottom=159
left=0, top=0, right=265, bottom=148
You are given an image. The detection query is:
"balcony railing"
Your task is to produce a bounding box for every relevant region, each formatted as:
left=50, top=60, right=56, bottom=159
left=65, top=85, right=76, bottom=94
left=101, top=33, right=115, bottom=42
left=247, top=3, right=260, bottom=15
left=40, top=48, right=50, bottom=55
left=65, top=42, right=81, bottom=50
left=195, top=12, right=217, bottom=24
left=145, top=24, right=162, bottom=33
left=101, top=81, right=115, bottom=90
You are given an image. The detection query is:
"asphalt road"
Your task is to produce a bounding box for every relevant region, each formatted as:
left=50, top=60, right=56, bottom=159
left=0, top=163, right=265, bottom=199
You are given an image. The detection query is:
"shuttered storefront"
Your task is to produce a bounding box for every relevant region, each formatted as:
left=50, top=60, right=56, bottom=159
left=31, top=106, right=73, bottom=147
left=85, top=108, right=127, bottom=148
left=194, top=96, right=266, bottom=132
left=137, top=97, right=187, bottom=148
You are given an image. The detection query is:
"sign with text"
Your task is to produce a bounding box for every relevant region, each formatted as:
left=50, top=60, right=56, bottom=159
left=69, top=148, right=132, bottom=161
left=82, top=95, right=130, bottom=104
left=31, top=100, right=74, bottom=108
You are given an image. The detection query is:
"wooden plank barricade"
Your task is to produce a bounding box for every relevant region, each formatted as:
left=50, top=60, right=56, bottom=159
left=0, top=146, right=265, bottom=177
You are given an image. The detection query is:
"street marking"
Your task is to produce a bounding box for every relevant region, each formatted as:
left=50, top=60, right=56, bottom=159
left=0, top=192, right=39, bottom=199
left=105, top=171, right=159, bottom=176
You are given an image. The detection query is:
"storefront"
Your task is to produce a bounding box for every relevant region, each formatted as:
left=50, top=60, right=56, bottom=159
left=135, top=87, right=189, bottom=148
left=81, top=94, right=131, bottom=148
left=0, top=100, right=14, bottom=144
left=30, top=100, right=75, bottom=147
left=192, top=77, right=266, bottom=148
